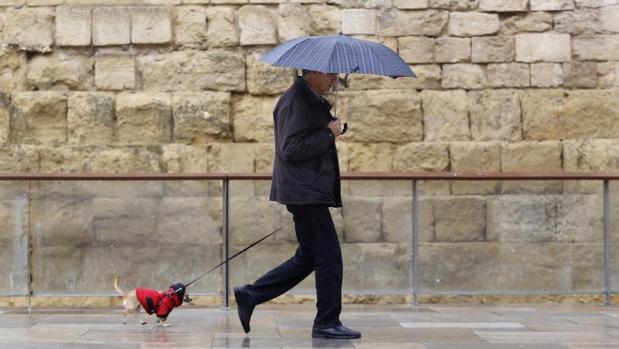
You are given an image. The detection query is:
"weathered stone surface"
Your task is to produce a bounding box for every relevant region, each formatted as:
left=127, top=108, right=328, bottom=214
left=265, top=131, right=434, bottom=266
left=573, top=35, right=619, bottom=61
left=562, top=62, right=598, bottom=88
left=394, top=0, right=429, bottom=9
left=555, top=9, right=603, bottom=35
left=435, top=197, right=486, bottom=242
left=0, top=93, right=8, bottom=144
left=479, top=0, right=528, bottom=11
left=207, top=143, right=256, bottom=196
left=377, top=9, right=448, bottom=37
left=278, top=3, right=311, bottom=41
left=161, top=144, right=208, bottom=173
left=468, top=90, right=521, bottom=142
left=383, top=197, right=433, bottom=242
left=575, top=0, right=619, bottom=7
left=516, top=33, right=571, bottom=62
left=0, top=145, right=40, bottom=172
left=530, top=0, right=575, bottom=10
left=442, top=64, right=486, bottom=89
left=93, top=7, right=131, bottom=46
left=0, top=181, right=29, bottom=294
left=338, top=142, right=393, bottom=172
left=131, top=7, right=172, bottom=44
left=337, top=90, right=423, bottom=143
left=232, top=95, right=277, bottom=142
left=172, top=92, right=231, bottom=144
left=422, top=90, right=470, bottom=141
left=598, top=62, right=619, bottom=87
left=0, top=48, right=27, bottom=92
left=522, top=90, right=619, bottom=140
left=38, top=146, right=162, bottom=173
left=472, top=36, right=514, bottom=63
left=138, top=50, right=246, bottom=92
left=556, top=195, right=603, bottom=242
left=450, top=142, right=501, bottom=194
left=500, top=12, right=553, bottom=35
left=95, top=53, right=135, bottom=91
left=173, top=6, right=208, bottom=48
left=435, top=37, right=470, bottom=63
left=393, top=142, right=449, bottom=172
left=3, top=7, right=54, bottom=52
left=116, top=93, right=171, bottom=145
left=348, top=64, right=441, bottom=90
left=531, top=63, right=563, bottom=87
left=343, top=197, right=382, bottom=243
left=247, top=52, right=294, bottom=95
left=343, top=243, right=410, bottom=293
left=10, top=92, right=67, bottom=145
left=398, top=36, right=435, bottom=63
left=26, top=51, right=93, bottom=91
left=238, top=5, right=277, bottom=46
left=487, top=196, right=557, bottom=242
left=309, top=5, right=341, bottom=35
left=430, top=0, right=479, bottom=9
left=230, top=197, right=294, bottom=245
left=563, top=139, right=619, bottom=172
left=206, top=6, right=239, bottom=48
left=342, top=9, right=376, bottom=35
left=487, top=63, right=530, bottom=87
left=449, top=12, right=500, bottom=37
left=501, top=141, right=563, bottom=194
left=56, top=6, right=91, bottom=46
left=67, top=93, right=116, bottom=145
left=601, top=5, right=619, bottom=32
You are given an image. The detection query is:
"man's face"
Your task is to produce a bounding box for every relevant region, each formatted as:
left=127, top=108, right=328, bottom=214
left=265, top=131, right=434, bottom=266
left=308, top=72, right=337, bottom=95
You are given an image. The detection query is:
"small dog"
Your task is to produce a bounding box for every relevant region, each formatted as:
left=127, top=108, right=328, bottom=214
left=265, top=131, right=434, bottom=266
left=114, top=274, right=191, bottom=326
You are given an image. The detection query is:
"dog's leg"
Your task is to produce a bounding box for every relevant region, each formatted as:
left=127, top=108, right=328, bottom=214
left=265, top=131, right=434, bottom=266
left=136, top=306, right=146, bottom=325
left=122, top=309, right=128, bottom=325
left=157, top=318, right=170, bottom=327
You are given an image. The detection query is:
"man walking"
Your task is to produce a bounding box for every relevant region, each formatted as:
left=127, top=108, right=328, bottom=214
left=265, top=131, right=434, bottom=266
left=233, top=70, right=361, bottom=339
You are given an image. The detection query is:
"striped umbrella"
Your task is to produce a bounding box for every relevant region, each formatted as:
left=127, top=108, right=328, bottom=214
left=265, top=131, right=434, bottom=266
left=261, top=34, right=416, bottom=78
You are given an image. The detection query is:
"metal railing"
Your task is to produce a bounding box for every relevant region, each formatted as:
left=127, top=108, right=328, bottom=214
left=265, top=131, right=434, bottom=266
left=1, top=172, right=617, bottom=306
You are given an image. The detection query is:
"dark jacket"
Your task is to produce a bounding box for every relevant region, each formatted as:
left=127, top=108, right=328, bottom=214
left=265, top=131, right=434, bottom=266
left=269, top=77, right=342, bottom=207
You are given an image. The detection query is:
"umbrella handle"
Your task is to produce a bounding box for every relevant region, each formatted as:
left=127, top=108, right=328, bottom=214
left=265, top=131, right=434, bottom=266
left=341, top=122, right=348, bottom=135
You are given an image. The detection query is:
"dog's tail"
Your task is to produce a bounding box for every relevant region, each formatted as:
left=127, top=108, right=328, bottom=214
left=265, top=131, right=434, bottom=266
left=114, top=273, right=125, bottom=296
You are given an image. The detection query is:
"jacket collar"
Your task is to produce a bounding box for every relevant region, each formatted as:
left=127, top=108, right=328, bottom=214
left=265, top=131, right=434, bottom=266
left=294, top=76, right=332, bottom=110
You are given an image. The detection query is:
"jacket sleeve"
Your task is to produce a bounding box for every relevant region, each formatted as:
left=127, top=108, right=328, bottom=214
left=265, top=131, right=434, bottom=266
left=276, top=101, right=334, bottom=163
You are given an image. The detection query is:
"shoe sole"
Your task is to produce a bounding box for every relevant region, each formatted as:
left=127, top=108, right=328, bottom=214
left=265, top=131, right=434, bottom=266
left=234, top=287, right=250, bottom=334
left=312, top=333, right=361, bottom=339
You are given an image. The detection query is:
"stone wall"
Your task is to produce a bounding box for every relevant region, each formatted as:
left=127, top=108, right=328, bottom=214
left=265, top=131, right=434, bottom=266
left=1, top=0, right=619, bottom=301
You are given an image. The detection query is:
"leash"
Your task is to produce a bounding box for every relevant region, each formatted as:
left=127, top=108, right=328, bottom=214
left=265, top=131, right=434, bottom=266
left=177, top=223, right=291, bottom=291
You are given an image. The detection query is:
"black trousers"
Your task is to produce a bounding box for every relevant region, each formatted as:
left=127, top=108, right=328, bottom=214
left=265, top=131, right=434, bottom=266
left=244, top=204, right=343, bottom=328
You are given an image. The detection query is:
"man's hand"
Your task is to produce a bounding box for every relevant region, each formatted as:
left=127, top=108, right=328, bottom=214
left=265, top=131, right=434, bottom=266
left=328, top=119, right=342, bottom=138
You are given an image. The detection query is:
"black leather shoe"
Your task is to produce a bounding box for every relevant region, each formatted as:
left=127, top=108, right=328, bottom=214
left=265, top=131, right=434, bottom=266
left=234, top=286, right=255, bottom=334
left=312, top=324, right=361, bottom=339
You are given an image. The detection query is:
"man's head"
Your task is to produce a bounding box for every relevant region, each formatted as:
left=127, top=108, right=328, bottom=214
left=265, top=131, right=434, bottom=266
left=302, top=69, right=337, bottom=96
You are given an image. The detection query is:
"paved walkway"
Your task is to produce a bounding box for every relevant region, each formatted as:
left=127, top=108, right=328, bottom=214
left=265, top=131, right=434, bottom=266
left=0, top=304, right=618, bottom=348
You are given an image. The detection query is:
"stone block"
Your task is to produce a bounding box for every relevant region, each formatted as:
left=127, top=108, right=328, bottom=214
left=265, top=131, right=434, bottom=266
left=562, top=62, right=598, bottom=88
left=394, top=0, right=429, bottom=8
left=173, top=6, right=208, bottom=48
left=26, top=51, right=93, bottom=91
left=422, top=90, right=470, bottom=141
left=67, top=93, right=116, bottom=145
left=232, top=95, right=277, bottom=142
left=10, top=92, right=67, bottom=145
left=31, top=196, right=95, bottom=247
left=337, top=90, right=423, bottom=143
left=468, top=89, right=522, bottom=142
left=487, top=63, right=530, bottom=87
left=601, top=5, right=619, bottom=32
left=338, top=142, right=393, bottom=173
left=448, top=12, right=500, bottom=37
left=207, top=143, right=255, bottom=196
left=398, top=36, right=435, bottom=64
left=554, top=8, right=603, bottom=35
left=95, top=54, right=135, bottom=91
left=343, top=243, right=410, bottom=293
left=342, top=197, right=382, bottom=243
left=3, top=7, right=54, bottom=52
left=575, top=0, right=619, bottom=7
left=434, top=197, right=486, bottom=242
left=500, top=12, right=553, bottom=35
left=487, top=196, right=557, bottom=242
left=206, top=6, right=239, bottom=48
left=0, top=48, right=27, bottom=92
left=573, top=35, right=619, bottom=61
left=247, top=51, right=294, bottom=95
left=172, top=92, right=231, bottom=144
left=377, top=9, right=448, bottom=37
left=161, top=144, right=209, bottom=173
left=430, top=0, right=479, bottom=9
left=479, top=0, right=528, bottom=11
left=28, top=0, right=66, bottom=4
left=348, top=64, right=441, bottom=90
left=138, top=50, right=246, bottom=92
left=0, top=94, right=8, bottom=144
left=598, top=62, right=619, bottom=87
left=56, top=6, right=92, bottom=46
left=392, top=142, right=449, bottom=172
left=238, top=5, right=277, bottom=46
left=531, top=63, right=563, bottom=87
left=342, top=9, right=376, bottom=35
left=155, top=197, right=222, bottom=244
left=442, top=64, right=487, bottom=89
left=556, top=195, right=603, bottom=242
left=0, top=184, right=28, bottom=294
left=230, top=197, right=295, bottom=245
left=563, top=139, right=619, bottom=172
left=521, top=89, right=619, bottom=140
left=501, top=141, right=563, bottom=194
left=116, top=93, right=172, bottom=145
left=278, top=3, right=311, bottom=41
left=0, top=145, right=39, bottom=172
left=131, top=7, right=172, bottom=44
left=516, top=33, right=571, bottom=62
left=383, top=197, right=433, bottom=243
left=93, top=7, right=131, bottom=46
left=309, top=5, right=341, bottom=35
left=450, top=142, right=501, bottom=194
left=435, top=37, right=470, bottom=63
left=530, top=0, right=575, bottom=10
left=38, top=146, right=162, bottom=173
left=472, top=36, right=514, bottom=63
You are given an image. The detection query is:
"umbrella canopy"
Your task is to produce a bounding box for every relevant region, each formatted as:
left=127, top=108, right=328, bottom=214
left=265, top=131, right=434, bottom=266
left=261, top=34, right=415, bottom=78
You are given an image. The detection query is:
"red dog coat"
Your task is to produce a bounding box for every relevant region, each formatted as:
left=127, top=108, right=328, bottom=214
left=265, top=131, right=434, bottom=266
left=136, top=284, right=185, bottom=320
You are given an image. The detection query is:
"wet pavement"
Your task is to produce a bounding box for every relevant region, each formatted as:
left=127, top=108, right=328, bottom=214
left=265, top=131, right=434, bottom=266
left=0, top=303, right=618, bottom=348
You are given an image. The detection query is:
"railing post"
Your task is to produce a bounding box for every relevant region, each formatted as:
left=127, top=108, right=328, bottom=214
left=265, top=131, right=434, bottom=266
left=412, top=180, right=419, bottom=306
left=223, top=178, right=230, bottom=308
left=27, top=180, right=33, bottom=314
left=603, top=179, right=611, bottom=306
